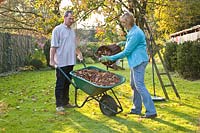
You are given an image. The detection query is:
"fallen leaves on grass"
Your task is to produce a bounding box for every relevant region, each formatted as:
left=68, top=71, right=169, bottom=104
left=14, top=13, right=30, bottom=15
left=56, top=111, right=67, bottom=115
left=0, top=101, right=8, bottom=114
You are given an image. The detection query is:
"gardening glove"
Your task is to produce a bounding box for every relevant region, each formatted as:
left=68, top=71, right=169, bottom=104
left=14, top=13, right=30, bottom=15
left=99, top=55, right=111, bottom=62
left=116, top=41, right=126, bottom=47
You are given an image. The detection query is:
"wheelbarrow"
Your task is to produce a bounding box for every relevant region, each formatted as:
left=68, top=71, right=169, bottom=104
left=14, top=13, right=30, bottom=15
left=56, top=62, right=126, bottom=116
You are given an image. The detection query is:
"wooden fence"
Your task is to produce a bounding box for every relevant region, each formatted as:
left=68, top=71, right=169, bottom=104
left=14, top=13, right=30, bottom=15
left=0, top=32, right=34, bottom=73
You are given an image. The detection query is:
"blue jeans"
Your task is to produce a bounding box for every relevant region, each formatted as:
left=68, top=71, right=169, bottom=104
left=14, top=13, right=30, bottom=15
left=130, top=62, right=156, bottom=115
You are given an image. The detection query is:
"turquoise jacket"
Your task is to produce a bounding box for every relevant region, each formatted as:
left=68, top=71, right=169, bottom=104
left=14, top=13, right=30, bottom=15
left=109, top=25, right=149, bottom=68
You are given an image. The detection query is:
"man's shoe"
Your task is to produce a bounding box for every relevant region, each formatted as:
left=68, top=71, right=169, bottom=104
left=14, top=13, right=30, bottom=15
left=56, top=106, right=65, bottom=112
left=65, top=103, right=75, bottom=108
left=141, top=114, right=157, bottom=119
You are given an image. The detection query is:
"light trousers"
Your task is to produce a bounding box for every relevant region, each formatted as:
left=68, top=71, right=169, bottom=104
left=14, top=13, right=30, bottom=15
left=130, top=61, right=156, bottom=115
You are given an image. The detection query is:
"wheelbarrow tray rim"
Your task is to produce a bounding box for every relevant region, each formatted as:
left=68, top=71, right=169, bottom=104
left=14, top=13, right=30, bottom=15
left=70, top=66, right=126, bottom=89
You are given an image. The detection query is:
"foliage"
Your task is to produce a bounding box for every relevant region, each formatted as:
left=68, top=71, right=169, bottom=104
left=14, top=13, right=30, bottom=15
left=163, top=42, right=177, bottom=71
left=29, top=59, right=44, bottom=70
left=76, top=29, right=98, bottom=43
left=0, top=0, right=62, bottom=37
left=84, top=57, right=95, bottom=64
left=43, top=40, right=51, bottom=67
left=31, top=46, right=46, bottom=63
left=71, top=0, right=149, bottom=42
left=152, top=0, right=200, bottom=42
left=0, top=0, right=148, bottom=40
left=79, top=42, right=100, bottom=62
left=0, top=63, right=199, bottom=132
left=164, top=41, right=200, bottom=80
left=0, top=0, right=199, bottom=44
left=29, top=45, right=46, bottom=69
left=176, top=41, right=200, bottom=80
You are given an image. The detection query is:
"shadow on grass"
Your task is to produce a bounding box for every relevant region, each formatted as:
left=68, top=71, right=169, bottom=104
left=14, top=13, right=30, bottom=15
left=170, top=99, right=200, bottom=110
left=58, top=110, right=121, bottom=133
left=111, top=116, right=155, bottom=133
left=164, top=107, right=198, bottom=124
left=112, top=116, right=193, bottom=132
left=153, top=118, right=193, bottom=132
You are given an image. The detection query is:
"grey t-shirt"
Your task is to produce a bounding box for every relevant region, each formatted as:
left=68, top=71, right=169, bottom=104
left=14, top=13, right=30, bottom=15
left=51, top=23, right=76, bottom=67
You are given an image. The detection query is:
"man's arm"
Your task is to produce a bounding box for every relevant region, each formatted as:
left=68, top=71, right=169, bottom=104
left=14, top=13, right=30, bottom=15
left=75, top=36, right=83, bottom=61
left=49, top=47, right=57, bottom=67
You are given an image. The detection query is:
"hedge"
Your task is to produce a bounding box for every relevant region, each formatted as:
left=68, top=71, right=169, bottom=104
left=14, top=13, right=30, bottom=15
left=163, top=41, right=200, bottom=80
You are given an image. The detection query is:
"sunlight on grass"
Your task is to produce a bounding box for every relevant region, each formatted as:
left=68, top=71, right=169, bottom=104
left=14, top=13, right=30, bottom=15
left=0, top=62, right=200, bottom=132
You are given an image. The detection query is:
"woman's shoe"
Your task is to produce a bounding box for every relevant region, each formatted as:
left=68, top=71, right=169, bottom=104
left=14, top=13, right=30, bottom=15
left=141, top=114, right=157, bottom=118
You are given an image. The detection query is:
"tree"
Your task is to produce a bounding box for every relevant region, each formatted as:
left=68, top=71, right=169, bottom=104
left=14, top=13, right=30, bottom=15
left=153, top=0, right=200, bottom=42
left=0, top=0, right=149, bottom=41
left=0, top=0, right=199, bottom=43
left=0, top=0, right=62, bottom=38
left=70, top=0, right=149, bottom=42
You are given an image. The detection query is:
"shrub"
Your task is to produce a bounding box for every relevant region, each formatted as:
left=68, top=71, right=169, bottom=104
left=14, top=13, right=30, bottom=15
left=84, top=57, right=95, bottom=64
left=43, top=40, right=51, bottom=67
left=163, top=42, right=177, bottom=71
left=190, top=41, right=200, bottom=79
left=177, top=42, right=191, bottom=78
left=176, top=41, right=200, bottom=80
left=164, top=41, right=200, bottom=80
left=30, top=59, right=44, bottom=70
left=79, top=42, right=100, bottom=62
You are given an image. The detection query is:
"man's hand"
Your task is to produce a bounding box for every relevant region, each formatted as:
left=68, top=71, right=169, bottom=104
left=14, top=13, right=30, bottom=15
left=49, top=60, right=57, bottom=68
left=77, top=54, right=83, bottom=61
left=50, top=47, right=57, bottom=68
left=49, top=63, right=57, bottom=68
left=99, top=55, right=111, bottom=62
left=76, top=48, right=83, bottom=61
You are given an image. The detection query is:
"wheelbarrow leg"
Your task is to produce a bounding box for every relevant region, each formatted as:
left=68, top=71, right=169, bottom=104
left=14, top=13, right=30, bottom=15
left=74, top=88, right=97, bottom=108
left=110, top=89, right=123, bottom=113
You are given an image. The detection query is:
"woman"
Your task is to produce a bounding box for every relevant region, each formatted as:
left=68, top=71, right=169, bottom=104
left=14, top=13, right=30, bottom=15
left=100, top=12, right=157, bottom=118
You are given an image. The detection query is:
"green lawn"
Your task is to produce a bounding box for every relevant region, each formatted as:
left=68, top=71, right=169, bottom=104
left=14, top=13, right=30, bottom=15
left=0, top=62, right=199, bottom=133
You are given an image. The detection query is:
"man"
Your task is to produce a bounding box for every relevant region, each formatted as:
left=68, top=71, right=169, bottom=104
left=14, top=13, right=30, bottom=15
left=100, top=12, right=157, bottom=118
left=50, top=10, right=83, bottom=112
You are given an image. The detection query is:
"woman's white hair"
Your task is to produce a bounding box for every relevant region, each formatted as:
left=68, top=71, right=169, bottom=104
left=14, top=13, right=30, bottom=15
left=120, top=12, right=135, bottom=26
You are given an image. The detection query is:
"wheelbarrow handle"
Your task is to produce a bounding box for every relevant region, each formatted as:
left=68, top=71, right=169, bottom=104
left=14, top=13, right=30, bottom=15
left=79, top=60, right=86, bottom=68
left=55, top=66, right=77, bottom=88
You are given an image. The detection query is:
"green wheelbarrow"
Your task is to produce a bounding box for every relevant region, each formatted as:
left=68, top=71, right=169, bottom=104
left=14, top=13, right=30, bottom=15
left=57, top=63, right=126, bottom=116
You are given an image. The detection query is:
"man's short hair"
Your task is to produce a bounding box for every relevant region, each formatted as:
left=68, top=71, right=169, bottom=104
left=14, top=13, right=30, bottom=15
left=64, top=10, right=73, bottom=17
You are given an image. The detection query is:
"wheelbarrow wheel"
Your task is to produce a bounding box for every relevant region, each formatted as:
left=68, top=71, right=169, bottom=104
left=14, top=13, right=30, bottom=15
left=99, top=95, right=117, bottom=116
